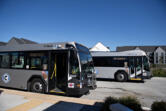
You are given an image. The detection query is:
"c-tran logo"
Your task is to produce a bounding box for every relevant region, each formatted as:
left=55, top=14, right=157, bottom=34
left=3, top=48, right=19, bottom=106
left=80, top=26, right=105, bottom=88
left=2, top=73, right=11, bottom=83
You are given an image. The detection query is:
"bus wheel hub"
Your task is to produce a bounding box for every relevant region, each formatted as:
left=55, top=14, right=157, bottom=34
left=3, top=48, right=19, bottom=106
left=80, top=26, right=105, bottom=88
left=33, top=82, right=42, bottom=91
left=118, top=74, right=124, bottom=80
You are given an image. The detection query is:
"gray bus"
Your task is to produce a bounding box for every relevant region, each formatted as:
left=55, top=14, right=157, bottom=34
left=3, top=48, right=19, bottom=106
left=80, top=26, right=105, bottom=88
left=0, top=42, right=96, bottom=96
left=91, top=50, right=151, bottom=82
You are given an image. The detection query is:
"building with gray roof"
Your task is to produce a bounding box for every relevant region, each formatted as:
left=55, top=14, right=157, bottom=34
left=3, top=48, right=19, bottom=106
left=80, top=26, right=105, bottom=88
left=116, top=46, right=166, bottom=64
left=0, top=42, right=7, bottom=46
left=0, top=37, right=37, bottom=46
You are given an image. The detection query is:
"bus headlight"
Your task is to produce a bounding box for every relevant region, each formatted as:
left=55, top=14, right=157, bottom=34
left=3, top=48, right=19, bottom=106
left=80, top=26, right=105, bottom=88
left=76, top=83, right=82, bottom=88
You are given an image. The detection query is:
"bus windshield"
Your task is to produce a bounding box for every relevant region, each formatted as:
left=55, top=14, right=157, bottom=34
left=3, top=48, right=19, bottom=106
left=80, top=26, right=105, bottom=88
left=143, top=56, right=150, bottom=71
left=70, top=50, right=80, bottom=75
left=76, top=44, right=94, bottom=74
left=79, top=52, right=94, bottom=73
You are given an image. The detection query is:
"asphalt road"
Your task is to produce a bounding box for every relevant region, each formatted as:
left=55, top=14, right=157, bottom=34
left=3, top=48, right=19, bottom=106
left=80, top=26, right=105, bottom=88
left=82, top=77, right=166, bottom=108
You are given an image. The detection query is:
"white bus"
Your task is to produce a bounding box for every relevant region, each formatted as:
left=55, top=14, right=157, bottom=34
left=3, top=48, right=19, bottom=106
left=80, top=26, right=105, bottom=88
left=91, top=50, right=151, bottom=82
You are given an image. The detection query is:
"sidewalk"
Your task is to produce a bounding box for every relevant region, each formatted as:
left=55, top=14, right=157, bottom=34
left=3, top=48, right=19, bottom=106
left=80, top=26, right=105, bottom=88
left=0, top=88, right=102, bottom=111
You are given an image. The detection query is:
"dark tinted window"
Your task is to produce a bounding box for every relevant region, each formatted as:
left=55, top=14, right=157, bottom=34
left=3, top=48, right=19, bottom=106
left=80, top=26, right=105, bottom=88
left=0, top=53, right=10, bottom=68
left=11, top=52, right=25, bottom=69
left=27, top=52, right=48, bottom=70
left=128, top=57, right=135, bottom=74
left=76, top=44, right=89, bottom=53
left=70, top=50, right=80, bottom=75
left=79, top=51, right=94, bottom=74
left=93, top=56, right=128, bottom=67
left=143, top=56, right=150, bottom=71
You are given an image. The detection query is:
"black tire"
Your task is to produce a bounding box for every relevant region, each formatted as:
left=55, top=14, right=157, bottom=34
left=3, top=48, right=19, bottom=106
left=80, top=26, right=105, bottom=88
left=115, top=72, right=127, bottom=82
left=30, top=78, right=45, bottom=93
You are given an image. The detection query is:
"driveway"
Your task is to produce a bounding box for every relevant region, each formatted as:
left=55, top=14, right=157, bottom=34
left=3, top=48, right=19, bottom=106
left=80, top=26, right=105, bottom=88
left=82, top=77, right=166, bottom=107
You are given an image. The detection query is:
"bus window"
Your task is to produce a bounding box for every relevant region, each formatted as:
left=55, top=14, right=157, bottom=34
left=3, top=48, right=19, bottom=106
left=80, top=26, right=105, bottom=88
left=79, top=51, right=94, bottom=74
left=70, top=50, right=80, bottom=75
left=31, top=57, right=42, bottom=69
left=0, top=53, right=10, bottom=68
left=93, top=57, right=128, bottom=67
left=143, top=57, right=150, bottom=71
left=93, top=57, right=107, bottom=67
left=112, top=57, right=128, bottom=67
left=129, top=57, right=134, bottom=74
left=42, top=56, right=48, bottom=70
left=11, top=52, right=25, bottom=69
left=28, top=52, right=48, bottom=70
left=136, top=57, right=142, bottom=71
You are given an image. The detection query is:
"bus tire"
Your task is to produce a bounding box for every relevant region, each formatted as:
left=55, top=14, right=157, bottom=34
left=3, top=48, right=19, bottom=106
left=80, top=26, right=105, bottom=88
left=115, top=71, right=127, bottom=82
left=30, top=78, right=45, bottom=93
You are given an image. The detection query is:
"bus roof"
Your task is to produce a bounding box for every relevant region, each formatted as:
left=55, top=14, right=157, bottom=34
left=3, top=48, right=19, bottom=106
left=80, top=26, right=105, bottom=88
left=91, top=50, right=147, bottom=57
left=0, top=42, right=81, bottom=52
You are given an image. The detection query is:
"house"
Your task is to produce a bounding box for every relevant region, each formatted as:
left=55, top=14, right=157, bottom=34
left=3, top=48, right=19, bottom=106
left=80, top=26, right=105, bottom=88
left=90, top=42, right=110, bottom=52
left=0, top=37, right=37, bottom=46
left=116, top=46, right=166, bottom=64
left=0, top=42, right=7, bottom=46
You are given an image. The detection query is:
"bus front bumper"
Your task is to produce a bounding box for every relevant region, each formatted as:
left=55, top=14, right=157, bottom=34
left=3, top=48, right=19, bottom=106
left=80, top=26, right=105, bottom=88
left=67, top=87, right=89, bottom=96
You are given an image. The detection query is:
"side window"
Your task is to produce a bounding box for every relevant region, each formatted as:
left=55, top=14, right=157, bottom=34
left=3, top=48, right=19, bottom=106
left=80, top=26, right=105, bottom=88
left=11, top=52, right=25, bottom=69
left=112, top=57, right=128, bottom=67
left=93, top=57, right=102, bottom=66
left=93, top=57, right=110, bottom=67
left=93, top=57, right=128, bottom=67
left=0, top=53, right=10, bottom=68
left=28, top=52, right=48, bottom=70
left=31, top=57, right=42, bottom=69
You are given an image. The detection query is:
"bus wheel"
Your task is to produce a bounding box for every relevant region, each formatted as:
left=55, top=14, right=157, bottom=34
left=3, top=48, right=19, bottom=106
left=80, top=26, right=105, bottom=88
left=115, top=72, right=127, bottom=82
left=30, top=78, right=45, bottom=93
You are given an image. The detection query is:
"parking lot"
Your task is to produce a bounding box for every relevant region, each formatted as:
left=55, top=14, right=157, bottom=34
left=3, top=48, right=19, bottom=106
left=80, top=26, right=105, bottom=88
left=0, top=77, right=166, bottom=110
left=82, top=77, right=166, bottom=107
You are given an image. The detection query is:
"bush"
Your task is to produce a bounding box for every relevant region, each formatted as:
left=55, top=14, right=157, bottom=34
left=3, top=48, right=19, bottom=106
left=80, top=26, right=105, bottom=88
left=101, top=96, right=142, bottom=111
left=151, top=101, right=166, bottom=111
left=101, top=96, right=118, bottom=111
left=151, top=64, right=156, bottom=68
left=152, top=68, right=166, bottom=77
left=151, top=64, right=166, bottom=68
left=118, top=96, right=142, bottom=111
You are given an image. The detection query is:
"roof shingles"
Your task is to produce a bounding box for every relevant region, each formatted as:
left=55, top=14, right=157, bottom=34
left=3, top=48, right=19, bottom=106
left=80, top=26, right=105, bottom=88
left=117, top=46, right=166, bottom=52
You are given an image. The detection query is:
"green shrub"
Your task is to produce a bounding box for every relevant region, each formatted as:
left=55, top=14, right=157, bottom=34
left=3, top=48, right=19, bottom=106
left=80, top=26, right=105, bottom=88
left=152, top=68, right=166, bottom=77
left=118, top=96, right=142, bottom=111
left=101, top=96, right=118, bottom=111
left=151, top=101, right=166, bottom=111
left=151, top=64, right=166, bottom=68
left=151, top=64, right=156, bottom=68
left=101, top=96, right=142, bottom=111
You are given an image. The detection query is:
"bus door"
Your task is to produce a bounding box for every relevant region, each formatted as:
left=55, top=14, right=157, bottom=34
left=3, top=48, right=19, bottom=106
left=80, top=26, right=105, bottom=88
left=48, top=51, right=68, bottom=94
left=135, top=56, right=143, bottom=78
left=129, top=56, right=135, bottom=77
left=129, top=56, right=143, bottom=80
